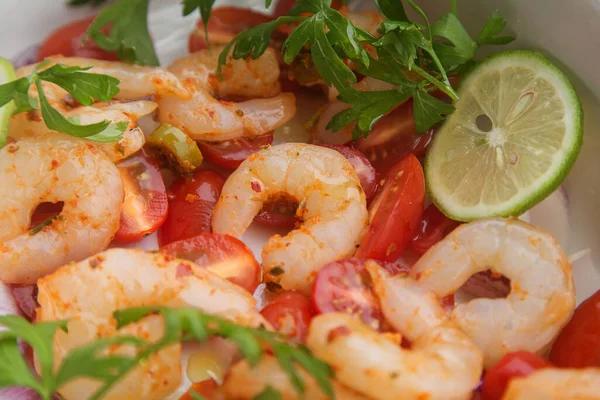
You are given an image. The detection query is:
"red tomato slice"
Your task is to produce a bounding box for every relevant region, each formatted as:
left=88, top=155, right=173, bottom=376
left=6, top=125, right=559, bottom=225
left=37, top=16, right=118, bottom=62
left=411, top=203, right=461, bottom=255
left=30, top=202, right=63, bottom=228
left=179, top=379, right=219, bottom=400
left=161, top=233, right=260, bottom=294
left=355, top=154, right=425, bottom=262
left=549, top=289, right=600, bottom=368
left=481, top=351, right=551, bottom=400
left=260, top=291, right=314, bottom=342
left=197, top=133, right=274, bottom=170
left=10, top=284, right=39, bottom=321
left=354, top=100, right=434, bottom=183
left=319, top=144, right=377, bottom=201
left=158, top=170, right=225, bottom=247
left=254, top=195, right=299, bottom=230
left=189, top=7, right=274, bottom=53
left=113, top=149, right=168, bottom=244
left=311, top=258, right=410, bottom=330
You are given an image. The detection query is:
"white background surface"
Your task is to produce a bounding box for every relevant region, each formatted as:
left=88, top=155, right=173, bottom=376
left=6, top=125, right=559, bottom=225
left=1, top=0, right=599, bottom=302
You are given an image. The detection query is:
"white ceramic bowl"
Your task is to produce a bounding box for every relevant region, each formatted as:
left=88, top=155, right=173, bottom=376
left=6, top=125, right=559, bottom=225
left=1, top=0, right=598, bottom=304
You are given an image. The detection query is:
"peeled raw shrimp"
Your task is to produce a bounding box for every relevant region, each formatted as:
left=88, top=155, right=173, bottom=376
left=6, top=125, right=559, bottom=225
left=212, top=143, right=368, bottom=293
left=222, top=355, right=369, bottom=399
left=502, top=368, right=600, bottom=400
left=17, top=56, right=188, bottom=100
left=305, top=261, right=483, bottom=400
left=411, top=218, right=576, bottom=367
left=36, top=248, right=267, bottom=400
left=158, top=47, right=296, bottom=142
left=0, top=134, right=123, bottom=284
left=9, top=100, right=157, bottom=162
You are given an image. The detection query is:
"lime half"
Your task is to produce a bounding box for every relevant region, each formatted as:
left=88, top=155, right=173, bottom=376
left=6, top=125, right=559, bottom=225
left=0, top=57, right=16, bottom=147
left=426, top=50, right=583, bottom=221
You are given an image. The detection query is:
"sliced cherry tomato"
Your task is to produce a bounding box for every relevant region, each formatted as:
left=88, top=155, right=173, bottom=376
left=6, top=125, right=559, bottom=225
left=113, top=149, right=168, bottom=244
left=354, top=100, right=434, bottom=183
left=161, top=233, right=260, bottom=293
left=355, top=154, right=425, bottom=262
left=158, top=170, right=225, bottom=247
left=319, top=144, right=377, bottom=200
left=189, top=7, right=273, bottom=52
left=30, top=202, right=63, bottom=228
left=549, top=289, right=600, bottom=368
left=481, top=351, right=551, bottom=400
left=10, top=284, right=39, bottom=321
left=254, top=194, right=299, bottom=230
left=260, top=291, right=314, bottom=342
left=197, top=133, right=274, bottom=170
left=312, top=258, right=410, bottom=330
left=179, top=379, right=219, bottom=400
left=411, top=203, right=461, bottom=255
left=37, top=16, right=117, bottom=62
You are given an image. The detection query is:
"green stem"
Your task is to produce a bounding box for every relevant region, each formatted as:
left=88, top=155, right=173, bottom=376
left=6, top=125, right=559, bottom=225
left=451, top=0, right=458, bottom=15
left=411, top=64, right=458, bottom=101
left=407, top=0, right=432, bottom=40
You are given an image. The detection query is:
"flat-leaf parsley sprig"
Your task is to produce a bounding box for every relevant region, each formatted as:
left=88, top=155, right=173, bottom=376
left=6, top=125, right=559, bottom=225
left=0, top=307, right=334, bottom=400
left=0, top=62, right=128, bottom=143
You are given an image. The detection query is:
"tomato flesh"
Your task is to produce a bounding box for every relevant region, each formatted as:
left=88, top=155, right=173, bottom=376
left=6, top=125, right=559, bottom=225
left=37, top=16, right=117, bottom=62
left=197, top=133, right=274, bottom=170
left=254, top=194, right=299, bottom=230
left=10, top=284, right=39, bottom=321
left=114, top=149, right=168, bottom=244
left=411, top=203, right=461, bottom=255
left=355, top=154, right=425, bottom=262
left=319, top=144, right=377, bottom=200
left=481, top=351, right=551, bottom=400
left=189, top=7, right=273, bottom=53
left=161, top=233, right=260, bottom=294
left=260, top=291, right=314, bottom=342
left=158, top=170, right=225, bottom=247
left=549, top=289, right=600, bottom=368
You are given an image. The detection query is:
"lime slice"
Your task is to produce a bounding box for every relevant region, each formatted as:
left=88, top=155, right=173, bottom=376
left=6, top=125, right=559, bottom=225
left=425, top=50, right=583, bottom=221
left=0, top=57, right=16, bottom=147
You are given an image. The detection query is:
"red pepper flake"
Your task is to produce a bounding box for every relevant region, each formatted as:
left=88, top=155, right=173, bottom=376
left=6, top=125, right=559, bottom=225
left=176, top=263, right=193, bottom=279
left=251, top=180, right=262, bottom=193
left=327, top=326, right=351, bottom=343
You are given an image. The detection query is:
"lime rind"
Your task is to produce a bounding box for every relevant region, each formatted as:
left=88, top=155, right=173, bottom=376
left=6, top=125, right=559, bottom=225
left=0, top=57, right=16, bottom=148
left=425, top=50, right=583, bottom=221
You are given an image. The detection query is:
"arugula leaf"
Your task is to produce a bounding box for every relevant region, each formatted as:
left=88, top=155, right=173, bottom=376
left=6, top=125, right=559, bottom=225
left=253, top=387, right=282, bottom=400
left=375, top=0, right=408, bottom=21
left=413, top=88, right=455, bottom=134
left=87, top=0, right=159, bottom=66
left=182, top=0, right=217, bottom=47
left=478, top=10, right=516, bottom=45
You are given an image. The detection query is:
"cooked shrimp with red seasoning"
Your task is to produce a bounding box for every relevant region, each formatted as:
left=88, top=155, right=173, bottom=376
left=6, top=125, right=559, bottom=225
left=0, top=1, right=597, bottom=400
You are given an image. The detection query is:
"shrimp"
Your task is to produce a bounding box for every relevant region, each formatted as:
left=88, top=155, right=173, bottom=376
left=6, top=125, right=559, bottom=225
left=304, top=261, right=483, bottom=400
left=211, top=143, right=368, bottom=293
left=222, top=355, right=369, bottom=400
left=9, top=100, right=157, bottom=162
left=410, top=218, right=576, bottom=368
left=17, top=56, right=188, bottom=100
left=0, top=134, right=123, bottom=284
left=502, top=368, right=600, bottom=400
left=36, top=248, right=267, bottom=400
left=157, top=47, right=296, bottom=142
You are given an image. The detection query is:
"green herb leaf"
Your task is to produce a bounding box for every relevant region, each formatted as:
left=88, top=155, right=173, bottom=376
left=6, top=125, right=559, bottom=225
left=477, top=10, right=516, bottom=45
left=190, top=392, right=206, bottom=400
left=288, top=0, right=331, bottom=15
left=412, top=88, right=455, bottom=134
left=87, top=0, right=159, bottom=66
left=37, top=65, right=120, bottom=106
left=265, top=0, right=273, bottom=8
left=29, top=215, right=58, bottom=236
left=374, top=0, right=408, bottom=21
left=67, top=0, right=109, bottom=6
left=431, top=13, right=477, bottom=70
left=182, top=0, right=217, bottom=48
left=253, top=387, right=282, bottom=400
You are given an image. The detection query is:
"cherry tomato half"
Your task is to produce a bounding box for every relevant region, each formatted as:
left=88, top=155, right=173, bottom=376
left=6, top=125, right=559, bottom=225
left=260, top=291, right=314, bottom=342
left=254, top=194, right=299, bottom=230
left=411, top=203, right=461, bottom=255
left=197, top=133, right=274, bottom=170
left=354, top=100, right=434, bottom=183
left=189, top=7, right=273, bottom=53
left=158, top=170, right=225, bottom=247
left=481, top=351, right=551, bottom=400
left=549, top=289, right=600, bottom=368
left=161, top=233, right=260, bottom=294
left=312, top=258, right=410, bottom=330
left=113, top=149, right=168, bottom=244
left=355, top=154, right=425, bottom=262
left=30, top=202, right=63, bottom=228
left=319, top=144, right=377, bottom=201
left=37, top=16, right=117, bottom=62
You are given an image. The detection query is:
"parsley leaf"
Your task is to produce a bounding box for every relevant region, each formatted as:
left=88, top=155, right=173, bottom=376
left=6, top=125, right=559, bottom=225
left=253, top=386, right=283, bottom=400
left=87, top=0, right=159, bottom=66
left=67, top=0, right=109, bottom=6
left=374, top=0, right=408, bottom=21
left=182, top=0, right=217, bottom=47
left=478, top=10, right=516, bottom=45
left=413, top=88, right=455, bottom=134
left=431, top=13, right=478, bottom=71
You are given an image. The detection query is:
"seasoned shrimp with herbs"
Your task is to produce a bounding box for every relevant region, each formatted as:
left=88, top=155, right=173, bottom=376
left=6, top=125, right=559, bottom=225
left=212, top=143, right=368, bottom=293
